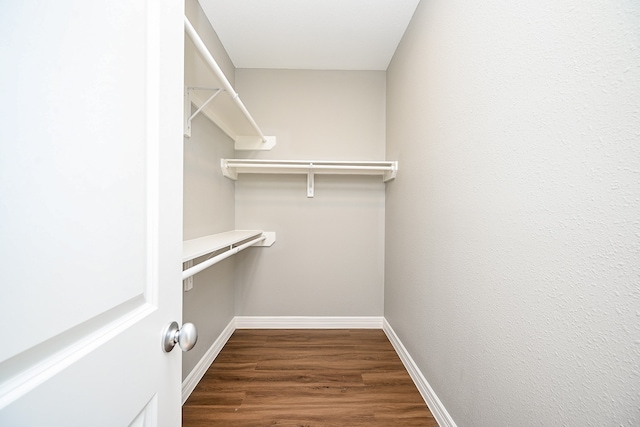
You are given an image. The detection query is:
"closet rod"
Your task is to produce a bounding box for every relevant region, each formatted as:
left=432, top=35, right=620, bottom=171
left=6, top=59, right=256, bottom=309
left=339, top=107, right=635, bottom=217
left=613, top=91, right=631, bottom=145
left=225, top=163, right=396, bottom=171
left=183, top=15, right=268, bottom=143
left=182, top=234, right=266, bottom=280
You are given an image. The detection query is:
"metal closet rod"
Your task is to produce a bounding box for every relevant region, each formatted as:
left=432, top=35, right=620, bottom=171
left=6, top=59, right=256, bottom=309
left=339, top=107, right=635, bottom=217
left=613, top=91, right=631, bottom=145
left=183, top=15, right=268, bottom=143
left=225, top=162, right=396, bottom=171
left=182, top=234, right=266, bottom=281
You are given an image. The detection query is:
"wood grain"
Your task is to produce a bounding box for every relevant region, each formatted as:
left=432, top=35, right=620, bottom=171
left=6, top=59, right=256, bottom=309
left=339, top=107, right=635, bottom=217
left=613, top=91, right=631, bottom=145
left=183, top=329, right=437, bottom=426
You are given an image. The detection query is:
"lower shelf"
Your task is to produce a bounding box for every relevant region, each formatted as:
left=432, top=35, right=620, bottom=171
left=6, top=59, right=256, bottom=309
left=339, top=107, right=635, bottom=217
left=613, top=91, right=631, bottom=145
left=182, top=230, right=275, bottom=280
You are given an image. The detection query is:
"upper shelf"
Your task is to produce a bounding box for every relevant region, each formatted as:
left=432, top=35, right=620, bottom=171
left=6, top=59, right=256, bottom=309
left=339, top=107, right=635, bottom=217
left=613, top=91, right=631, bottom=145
left=183, top=16, right=276, bottom=150
left=220, top=159, right=398, bottom=197
left=221, top=159, right=398, bottom=181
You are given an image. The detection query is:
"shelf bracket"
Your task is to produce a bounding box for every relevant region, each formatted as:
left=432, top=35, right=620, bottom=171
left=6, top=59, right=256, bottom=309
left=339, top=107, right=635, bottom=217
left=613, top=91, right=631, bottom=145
left=183, top=260, right=194, bottom=291
left=220, top=158, right=237, bottom=180
left=251, top=231, right=276, bottom=247
left=307, top=163, right=315, bottom=198
left=184, top=87, right=223, bottom=137
left=235, top=135, right=277, bottom=151
left=383, top=161, right=399, bottom=182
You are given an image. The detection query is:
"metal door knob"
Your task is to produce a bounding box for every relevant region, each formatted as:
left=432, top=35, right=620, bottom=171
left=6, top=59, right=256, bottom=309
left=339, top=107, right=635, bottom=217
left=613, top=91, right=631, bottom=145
left=162, top=321, right=198, bottom=352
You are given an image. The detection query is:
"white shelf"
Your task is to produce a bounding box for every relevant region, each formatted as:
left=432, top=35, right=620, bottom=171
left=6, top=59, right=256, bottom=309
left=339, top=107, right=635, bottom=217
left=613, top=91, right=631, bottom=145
left=182, top=230, right=261, bottom=262
left=221, top=159, right=398, bottom=180
left=183, top=17, right=275, bottom=151
left=182, top=230, right=275, bottom=280
left=220, top=159, right=398, bottom=197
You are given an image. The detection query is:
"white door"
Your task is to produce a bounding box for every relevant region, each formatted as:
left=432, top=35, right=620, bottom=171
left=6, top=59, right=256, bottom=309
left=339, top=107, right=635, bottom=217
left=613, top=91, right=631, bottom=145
left=0, top=1, right=185, bottom=425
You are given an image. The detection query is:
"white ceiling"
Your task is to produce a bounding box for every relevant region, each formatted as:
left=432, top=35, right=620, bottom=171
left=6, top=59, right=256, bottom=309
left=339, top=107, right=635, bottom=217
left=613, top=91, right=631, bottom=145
left=198, top=0, right=420, bottom=71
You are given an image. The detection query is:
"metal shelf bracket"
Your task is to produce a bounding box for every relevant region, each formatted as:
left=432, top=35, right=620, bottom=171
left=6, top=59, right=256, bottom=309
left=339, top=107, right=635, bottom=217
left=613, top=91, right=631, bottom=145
left=184, top=87, right=223, bottom=137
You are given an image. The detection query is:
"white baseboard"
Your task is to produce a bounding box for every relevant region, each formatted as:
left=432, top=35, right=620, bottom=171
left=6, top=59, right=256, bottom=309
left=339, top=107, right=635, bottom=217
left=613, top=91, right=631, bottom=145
left=181, top=318, right=236, bottom=405
left=382, top=319, right=457, bottom=427
left=234, top=316, right=384, bottom=329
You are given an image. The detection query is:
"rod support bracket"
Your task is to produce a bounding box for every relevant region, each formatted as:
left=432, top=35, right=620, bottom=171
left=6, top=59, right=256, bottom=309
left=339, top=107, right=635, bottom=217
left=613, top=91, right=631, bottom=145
left=307, top=163, right=314, bottom=198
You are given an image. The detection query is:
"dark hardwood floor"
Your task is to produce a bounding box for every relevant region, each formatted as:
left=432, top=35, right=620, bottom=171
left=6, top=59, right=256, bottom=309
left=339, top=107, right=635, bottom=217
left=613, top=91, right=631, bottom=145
left=182, top=329, right=438, bottom=426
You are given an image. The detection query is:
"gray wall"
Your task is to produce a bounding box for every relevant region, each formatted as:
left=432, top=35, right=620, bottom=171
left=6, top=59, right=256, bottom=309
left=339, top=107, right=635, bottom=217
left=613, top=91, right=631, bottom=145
left=182, top=0, right=236, bottom=381
left=385, top=0, right=640, bottom=425
left=234, top=69, right=387, bottom=316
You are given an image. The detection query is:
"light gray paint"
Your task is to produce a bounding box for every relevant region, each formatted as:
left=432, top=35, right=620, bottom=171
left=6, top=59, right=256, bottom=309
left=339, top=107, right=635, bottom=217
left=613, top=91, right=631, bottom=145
left=234, top=69, right=387, bottom=316
left=182, top=111, right=236, bottom=380
left=182, top=0, right=236, bottom=381
left=185, top=0, right=235, bottom=85
left=385, top=0, right=640, bottom=425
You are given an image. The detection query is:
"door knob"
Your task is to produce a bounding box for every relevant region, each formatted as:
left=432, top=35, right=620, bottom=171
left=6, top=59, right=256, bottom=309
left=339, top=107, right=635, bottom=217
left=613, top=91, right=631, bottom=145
left=162, top=321, right=198, bottom=352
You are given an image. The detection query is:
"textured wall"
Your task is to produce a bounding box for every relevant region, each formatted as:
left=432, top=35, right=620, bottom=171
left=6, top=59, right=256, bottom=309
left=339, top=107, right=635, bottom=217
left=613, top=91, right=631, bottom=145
left=182, top=0, right=236, bottom=381
left=182, top=111, right=235, bottom=380
left=234, top=69, right=387, bottom=316
left=385, top=0, right=640, bottom=425
left=184, top=0, right=235, bottom=86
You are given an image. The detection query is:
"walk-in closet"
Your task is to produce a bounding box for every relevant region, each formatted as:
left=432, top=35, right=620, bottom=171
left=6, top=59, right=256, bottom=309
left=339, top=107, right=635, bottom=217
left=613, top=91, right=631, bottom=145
left=3, top=0, right=638, bottom=425
left=181, top=0, right=399, bottom=405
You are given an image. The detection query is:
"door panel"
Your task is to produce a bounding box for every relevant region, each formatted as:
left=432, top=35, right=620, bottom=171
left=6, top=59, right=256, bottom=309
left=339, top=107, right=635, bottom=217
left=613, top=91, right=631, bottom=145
left=0, top=0, right=150, bottom=361
left=0, top=1, right=184, bottom=425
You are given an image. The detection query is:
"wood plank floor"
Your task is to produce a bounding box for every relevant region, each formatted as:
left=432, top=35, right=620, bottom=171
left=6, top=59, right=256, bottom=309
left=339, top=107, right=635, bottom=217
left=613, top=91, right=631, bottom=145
left=183, top=329, right=438, bottom=427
